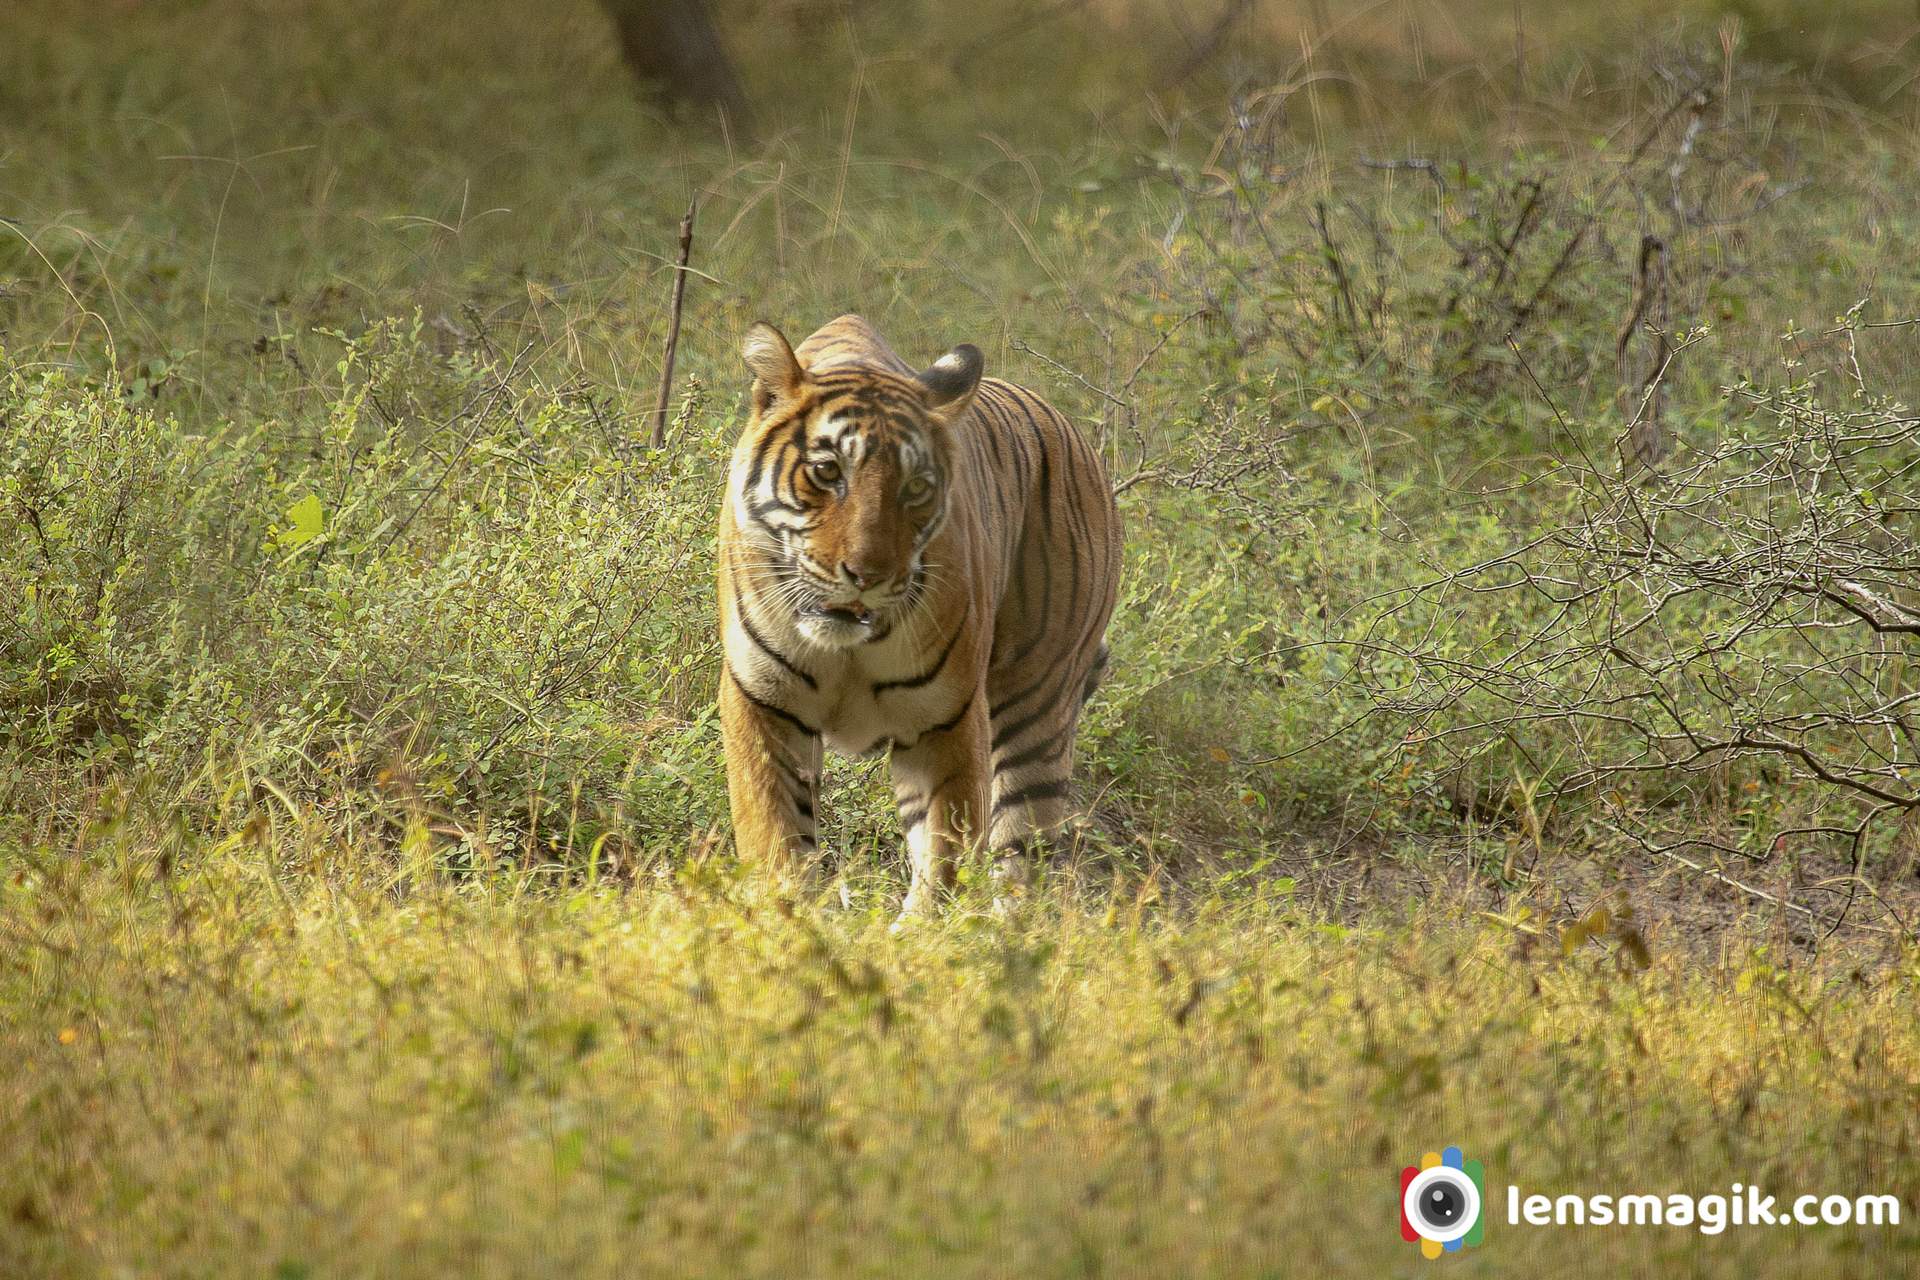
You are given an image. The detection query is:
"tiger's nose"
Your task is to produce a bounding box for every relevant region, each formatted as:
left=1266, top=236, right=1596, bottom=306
left=841, top=559, right=888, bottom=590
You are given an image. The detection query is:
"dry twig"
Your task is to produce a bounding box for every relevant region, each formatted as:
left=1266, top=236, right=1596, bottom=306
left=651, top=198, right=698, bottom=450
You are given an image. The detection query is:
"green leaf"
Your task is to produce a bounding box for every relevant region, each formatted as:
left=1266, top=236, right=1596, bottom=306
left=282, top=494, right=326, bottom=548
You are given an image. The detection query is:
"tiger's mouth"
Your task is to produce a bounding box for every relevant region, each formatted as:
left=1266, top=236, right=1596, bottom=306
left=802, top=602, right=875, bottom=627
left=794, top=596, right=887, bottom=648
left=784, top=552, right=923, bottom=642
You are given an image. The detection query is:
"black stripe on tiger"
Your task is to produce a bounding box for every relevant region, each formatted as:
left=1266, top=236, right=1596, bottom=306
left=992, top=779, right=1070, bottom=819
left=726, top=664, right=819, bottom=738
left=736, top=603, right=817, bottom=690
left=991, top=723, right=1073, bottom=776
left=872, top=608, right=967, bottom=694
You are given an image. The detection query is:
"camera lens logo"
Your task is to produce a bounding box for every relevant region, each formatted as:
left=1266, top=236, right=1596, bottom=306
left=1400, top=1146, right=1485, bottom=1259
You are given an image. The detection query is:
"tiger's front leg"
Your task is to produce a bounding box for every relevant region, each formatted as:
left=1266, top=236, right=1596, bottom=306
left=889, top=689, right=990, bottom=919
left=720, top=670, right=822, bottom=885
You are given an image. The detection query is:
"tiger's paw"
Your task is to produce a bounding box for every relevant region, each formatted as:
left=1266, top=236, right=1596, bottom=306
left=890, top=877, right=944, bottom=933
left=888, top=904, right=930, bottom=935
left=988, top=852, right=1033, bottom=918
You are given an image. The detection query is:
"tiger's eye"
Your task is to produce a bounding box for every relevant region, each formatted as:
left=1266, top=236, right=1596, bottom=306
left=808, top=459, right=842, bottom=487
left=903, top=475, right=933, bottom=503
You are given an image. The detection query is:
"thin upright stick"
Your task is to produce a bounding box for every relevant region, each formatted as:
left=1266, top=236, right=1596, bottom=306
left=651, top=198, right=697, bottom=449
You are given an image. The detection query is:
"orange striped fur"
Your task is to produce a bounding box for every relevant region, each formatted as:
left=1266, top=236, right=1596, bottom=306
left=717, top=314, right=1120, bottom=916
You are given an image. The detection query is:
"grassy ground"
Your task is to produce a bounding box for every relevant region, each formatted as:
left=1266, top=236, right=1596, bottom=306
left=6, top=835, right=1919, bottom=1278
left=5, top=1, right=1920, bottom=1275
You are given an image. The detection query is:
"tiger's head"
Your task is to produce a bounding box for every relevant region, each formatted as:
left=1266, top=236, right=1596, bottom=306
left=731, top=321, right=983, bottom=649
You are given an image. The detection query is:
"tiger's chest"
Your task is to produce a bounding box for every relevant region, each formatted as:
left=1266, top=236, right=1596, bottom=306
left=821, top=633, right=975, bottom=756
left=734, top=608, right=974, bottom=758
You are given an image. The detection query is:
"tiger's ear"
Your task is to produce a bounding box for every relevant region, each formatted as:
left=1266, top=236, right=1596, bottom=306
left=741, top=322, right=804, bottom=404
left=915, top=344, right=983, bottom=418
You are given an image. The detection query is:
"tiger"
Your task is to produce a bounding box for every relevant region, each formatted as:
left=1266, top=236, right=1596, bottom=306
left=716, top=313, right=1121, bottom=918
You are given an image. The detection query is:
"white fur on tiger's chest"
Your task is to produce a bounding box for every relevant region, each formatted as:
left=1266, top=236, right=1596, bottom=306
left=728, top=604, right=969, bottom=758
left=815, top=629, right=969, bottom=757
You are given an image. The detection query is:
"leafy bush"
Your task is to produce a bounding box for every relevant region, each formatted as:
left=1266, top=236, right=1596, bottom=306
left=1, top=364, right=198, bottom=762
left=3, top=327, right=730, bottom=861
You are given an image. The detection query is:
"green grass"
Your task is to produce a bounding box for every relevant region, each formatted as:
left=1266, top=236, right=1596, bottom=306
left=6, top=834, right=1917, bottom=1278
left=5, top=1, right=1920, bottom=1274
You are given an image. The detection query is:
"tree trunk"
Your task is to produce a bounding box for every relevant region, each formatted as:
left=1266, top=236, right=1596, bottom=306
left=599, top=0, right=749, bottom=129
